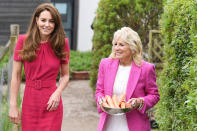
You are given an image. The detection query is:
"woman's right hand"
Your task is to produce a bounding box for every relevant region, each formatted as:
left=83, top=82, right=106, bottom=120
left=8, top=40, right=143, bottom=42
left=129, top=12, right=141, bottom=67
left=9, top=105, right=20, bottom=124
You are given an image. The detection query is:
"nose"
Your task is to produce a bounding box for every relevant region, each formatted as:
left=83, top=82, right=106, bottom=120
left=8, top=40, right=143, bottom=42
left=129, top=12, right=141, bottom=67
left=114, top=44, right=120, bottom=50
left=45, top=21, right=50, bottom=26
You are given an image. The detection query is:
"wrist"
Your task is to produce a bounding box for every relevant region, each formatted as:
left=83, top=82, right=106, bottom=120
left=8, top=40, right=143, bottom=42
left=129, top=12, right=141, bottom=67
left=56, top=88, right=63, bottom=94
left=137, top=98, right=144, bottom=110
left=10, top=100, right=17, bottom=107
left=10, top=103, right=18, bottom=107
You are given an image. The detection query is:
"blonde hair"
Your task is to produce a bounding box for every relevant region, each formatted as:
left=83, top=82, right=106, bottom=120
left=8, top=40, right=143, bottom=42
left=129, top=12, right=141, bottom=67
left=109, top=27, right=143, bottom=66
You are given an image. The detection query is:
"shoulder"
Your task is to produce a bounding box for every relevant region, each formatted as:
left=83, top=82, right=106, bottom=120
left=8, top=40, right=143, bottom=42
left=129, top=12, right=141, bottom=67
left=100, top=58, right=118, bottom=65
left=15, top=34, right=27, bottom=48
left=140, top=61, right=157, bottom=78
left=18, top=34, right=27, bottom=41
left=64, top=38, right=70, bottom=52
left=99, top=58, right=118, bottom=69
left=65, top=38, right=69, bottom=44
left=17, top=34, right=27, bottom=45
left=141, top=60, right=155, bottom=71
left=64, top=38, right=69, bottom=47
left=141, top=60, right=155, bottom=68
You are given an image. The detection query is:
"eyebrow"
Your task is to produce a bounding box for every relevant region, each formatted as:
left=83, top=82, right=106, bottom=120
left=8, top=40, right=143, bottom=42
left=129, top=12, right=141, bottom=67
left=40, top=18, right=54, bottom=20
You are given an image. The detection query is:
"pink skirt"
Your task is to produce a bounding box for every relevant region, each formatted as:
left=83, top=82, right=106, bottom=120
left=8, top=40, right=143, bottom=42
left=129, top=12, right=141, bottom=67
left=21, top=80, right=63, bottom=131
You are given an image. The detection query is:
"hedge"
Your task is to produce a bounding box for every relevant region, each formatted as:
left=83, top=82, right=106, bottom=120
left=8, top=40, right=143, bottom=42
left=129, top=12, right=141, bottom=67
left=156, top=0, right=197, bottom=130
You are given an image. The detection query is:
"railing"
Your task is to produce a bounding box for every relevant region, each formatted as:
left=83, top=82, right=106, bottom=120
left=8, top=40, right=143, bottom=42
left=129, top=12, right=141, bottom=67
left=0, top=24, right=19, bottom=131
left=148, top=30, right=164, bottom=69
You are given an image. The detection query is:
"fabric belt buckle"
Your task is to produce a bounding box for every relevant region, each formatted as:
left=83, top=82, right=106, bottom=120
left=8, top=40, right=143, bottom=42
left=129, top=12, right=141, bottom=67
left=34, top=80, right=42, bottom=90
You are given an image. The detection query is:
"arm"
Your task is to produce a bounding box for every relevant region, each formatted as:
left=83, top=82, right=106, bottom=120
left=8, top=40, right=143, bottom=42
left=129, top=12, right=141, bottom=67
left=138, top=64, right=160, bottom=114
left=95, top=59, right=105, bottom=113
left=47, top=63, right=69, bottom=111
left=58, top=63, right=70, bottom=93
left=9, top=61, right=23, bottom=124
left=47, top=38, right=69, bottom=111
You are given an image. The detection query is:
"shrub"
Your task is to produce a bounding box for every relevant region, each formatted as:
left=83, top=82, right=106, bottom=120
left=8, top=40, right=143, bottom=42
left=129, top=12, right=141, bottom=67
left=69, top=50, right=92, bottom=72
left=55, top=50, right=93, bottom=80
left=90, top=0, right=163, bottom=88
left=156, top=0, right=197, bottom=130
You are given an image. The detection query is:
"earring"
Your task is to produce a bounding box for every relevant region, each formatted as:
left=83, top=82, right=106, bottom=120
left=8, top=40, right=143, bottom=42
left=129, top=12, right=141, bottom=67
left=131, top=50, right=135, bottom=55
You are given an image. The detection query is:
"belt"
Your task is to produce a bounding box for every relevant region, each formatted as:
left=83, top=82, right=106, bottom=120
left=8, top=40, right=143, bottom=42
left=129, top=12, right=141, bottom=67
left=26, top=80, right=56, bottom=90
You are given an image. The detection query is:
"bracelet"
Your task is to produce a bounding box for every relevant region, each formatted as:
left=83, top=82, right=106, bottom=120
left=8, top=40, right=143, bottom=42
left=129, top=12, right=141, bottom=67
left=98, top=96, right=104, bottom=105
left=137, top=98, right=144, bottom=110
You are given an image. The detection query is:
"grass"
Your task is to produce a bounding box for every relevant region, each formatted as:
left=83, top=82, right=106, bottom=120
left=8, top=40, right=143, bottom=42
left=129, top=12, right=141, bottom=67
left=0, top=89, right=22, bottom=131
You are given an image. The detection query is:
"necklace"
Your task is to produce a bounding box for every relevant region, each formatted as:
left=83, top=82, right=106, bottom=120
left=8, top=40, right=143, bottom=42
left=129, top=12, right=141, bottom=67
left=40, top=39, right=48, bottom=43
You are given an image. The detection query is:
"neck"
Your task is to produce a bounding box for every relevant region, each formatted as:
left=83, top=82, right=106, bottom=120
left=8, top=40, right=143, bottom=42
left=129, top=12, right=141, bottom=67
left=40, top=35, right=49, bottom=42
left=119, top=58, right=132, bottom=66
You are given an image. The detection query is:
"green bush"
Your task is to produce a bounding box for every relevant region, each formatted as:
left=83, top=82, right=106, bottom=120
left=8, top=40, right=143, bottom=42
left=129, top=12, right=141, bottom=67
left=156, top=0, right=197, bottom=130
left=69, top=50, right=92, bottom=72
left=90, top=0, right=163, bottom=88
left=69, top=50, right=92, bottom=79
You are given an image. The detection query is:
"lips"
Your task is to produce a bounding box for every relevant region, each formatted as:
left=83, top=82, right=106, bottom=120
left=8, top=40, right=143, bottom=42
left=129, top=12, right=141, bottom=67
left=43, top=28, right=50, bottom=31
left=42, top=28, right=51, bottom=33
left=116, top=52, right=122, bottom=55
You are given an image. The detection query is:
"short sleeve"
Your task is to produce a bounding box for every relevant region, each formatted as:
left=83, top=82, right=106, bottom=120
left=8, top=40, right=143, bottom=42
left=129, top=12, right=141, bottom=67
left=60, top=38, right=70, bottom=64
left=13, top=35, right=26, bottom=61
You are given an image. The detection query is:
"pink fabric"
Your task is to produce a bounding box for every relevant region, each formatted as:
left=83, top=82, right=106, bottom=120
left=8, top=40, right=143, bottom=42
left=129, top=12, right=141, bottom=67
left=95, top=58, right=160, bottom=131
left=14, top=35, right=70, bottom=131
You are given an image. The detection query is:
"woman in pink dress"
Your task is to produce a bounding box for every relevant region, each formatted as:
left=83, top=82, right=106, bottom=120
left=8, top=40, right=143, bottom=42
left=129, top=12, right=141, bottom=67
left=8, top=3, right=69, bottom=131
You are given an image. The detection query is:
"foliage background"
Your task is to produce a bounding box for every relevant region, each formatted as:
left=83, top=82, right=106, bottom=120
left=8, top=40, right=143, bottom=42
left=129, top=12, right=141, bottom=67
left=156, top=0, right=197, bottom=130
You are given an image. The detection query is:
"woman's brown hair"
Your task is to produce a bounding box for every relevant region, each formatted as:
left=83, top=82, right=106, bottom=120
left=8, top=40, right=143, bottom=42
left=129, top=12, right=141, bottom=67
left=19, top=3, right=67, bottom=62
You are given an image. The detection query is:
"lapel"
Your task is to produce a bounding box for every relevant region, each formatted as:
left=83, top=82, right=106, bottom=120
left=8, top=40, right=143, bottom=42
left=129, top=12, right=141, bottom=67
left=107, top=59, right=119, bottom=96
left=126, top=61, right=141, bottom=101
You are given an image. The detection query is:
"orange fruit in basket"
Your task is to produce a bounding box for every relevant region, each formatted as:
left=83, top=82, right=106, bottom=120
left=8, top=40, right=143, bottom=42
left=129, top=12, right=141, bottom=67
left=125, top=103, right=132, bottom=108
left=102, top=102, right=110, bottom=108
left=102, top=94, right=128, bottom=109
left=105, top=95, right=115, bottom=108
left=120, top=101, right=126, bottom=108
left=112, top=94, right=119, bottom=108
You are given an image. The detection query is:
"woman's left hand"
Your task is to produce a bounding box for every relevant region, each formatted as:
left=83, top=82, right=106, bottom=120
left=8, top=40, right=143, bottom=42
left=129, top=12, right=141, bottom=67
left=128, top=98, right=144, bottom=109
left=47, top=90, right=62, bottom=111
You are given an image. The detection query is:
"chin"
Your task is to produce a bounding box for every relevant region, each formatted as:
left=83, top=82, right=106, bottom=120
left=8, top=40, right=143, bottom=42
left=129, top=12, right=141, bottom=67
left=115, top=56, right=122, bottom=59
left=42, top=32, right=51, bottom=36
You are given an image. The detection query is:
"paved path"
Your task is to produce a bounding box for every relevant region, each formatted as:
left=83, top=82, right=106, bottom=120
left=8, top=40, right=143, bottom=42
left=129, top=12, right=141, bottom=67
left=61, top=80, right=99, bottom=131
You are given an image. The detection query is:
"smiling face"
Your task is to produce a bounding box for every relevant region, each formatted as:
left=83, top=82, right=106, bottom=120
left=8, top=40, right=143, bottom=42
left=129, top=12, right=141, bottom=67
left=36, top=10, right=55, bottom=39
left=114, top=38, right=132, bottom=63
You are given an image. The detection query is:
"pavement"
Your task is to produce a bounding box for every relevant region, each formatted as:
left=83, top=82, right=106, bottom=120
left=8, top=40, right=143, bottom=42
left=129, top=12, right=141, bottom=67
left=61, top=80, right=99, bottom=131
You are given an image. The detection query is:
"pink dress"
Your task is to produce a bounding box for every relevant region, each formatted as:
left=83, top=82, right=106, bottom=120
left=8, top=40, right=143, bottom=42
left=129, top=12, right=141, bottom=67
left=13, top=35, right=70, bottom=131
